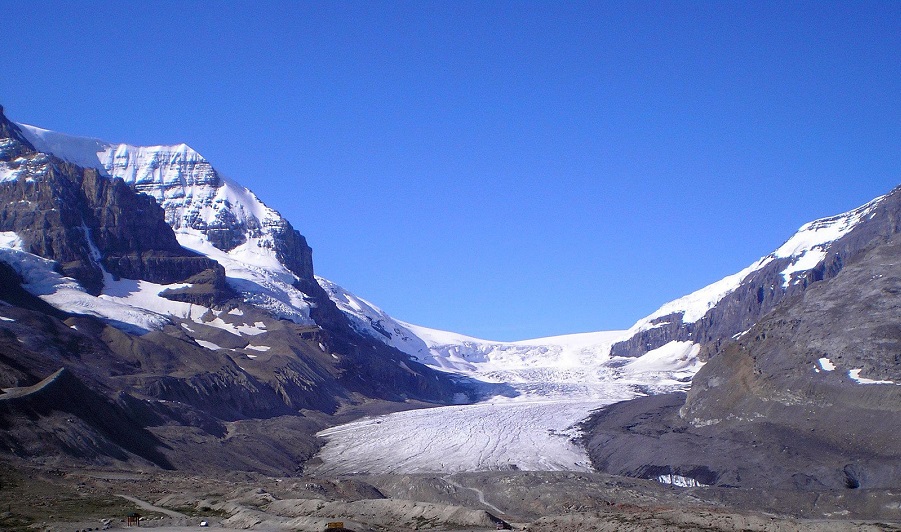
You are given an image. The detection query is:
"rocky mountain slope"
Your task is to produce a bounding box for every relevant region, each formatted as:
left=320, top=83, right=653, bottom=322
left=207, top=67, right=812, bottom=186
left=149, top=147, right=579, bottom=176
left=584, top=185, right=901, bottom=490
left=0, top=105, right=471, bottom=472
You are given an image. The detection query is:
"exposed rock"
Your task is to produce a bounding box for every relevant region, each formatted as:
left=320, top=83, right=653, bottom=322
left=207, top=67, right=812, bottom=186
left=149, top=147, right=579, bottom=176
left=585, top=228, right=901, bottom=490
left=0, top=109, right=226, bottom=294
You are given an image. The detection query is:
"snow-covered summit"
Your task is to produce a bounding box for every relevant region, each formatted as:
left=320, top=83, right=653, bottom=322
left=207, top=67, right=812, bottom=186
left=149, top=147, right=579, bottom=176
left=16, top=123, right=315, bottom=326
left=19, top=124, right=282, bottom=252
left=624, top=194, right=886, bottom=339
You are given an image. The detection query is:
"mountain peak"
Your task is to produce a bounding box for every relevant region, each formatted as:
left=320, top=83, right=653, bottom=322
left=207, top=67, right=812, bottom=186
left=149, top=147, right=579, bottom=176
left=0, top=106, right=37, bottom=158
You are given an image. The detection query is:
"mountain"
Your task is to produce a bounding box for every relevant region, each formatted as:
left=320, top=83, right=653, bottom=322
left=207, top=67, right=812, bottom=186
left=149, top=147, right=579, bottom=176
left=6, top=102, right=900, bottom=494
left=583, top=185, right=901, bottom=490
left=0, top=105, right=472, bottom=472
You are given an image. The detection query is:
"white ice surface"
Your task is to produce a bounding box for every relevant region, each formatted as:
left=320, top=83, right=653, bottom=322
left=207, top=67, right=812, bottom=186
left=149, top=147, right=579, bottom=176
left=194, top=339, right=223, bottom=351
left=245, top=344, right=271, bottom=352
left=818, top=357, right=836, bottom=371
left=314, top=398, right=627, bottom=475
left=657, top=474, right=710, bottom=488
left=847, top=368, right=895, bottom=385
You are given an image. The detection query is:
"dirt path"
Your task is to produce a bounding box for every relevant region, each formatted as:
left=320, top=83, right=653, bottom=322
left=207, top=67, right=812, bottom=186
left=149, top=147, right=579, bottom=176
left=443, top=476, right=505, bottom=515
left=116, top=494, right=189, bottom=519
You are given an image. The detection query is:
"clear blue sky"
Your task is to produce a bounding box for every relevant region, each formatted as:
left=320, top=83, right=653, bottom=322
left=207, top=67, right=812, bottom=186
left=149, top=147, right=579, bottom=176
left=4, top=1, right=900, bottom=340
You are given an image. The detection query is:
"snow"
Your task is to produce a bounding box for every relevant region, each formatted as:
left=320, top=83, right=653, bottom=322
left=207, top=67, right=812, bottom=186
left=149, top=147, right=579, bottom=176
left=199, top=316, right=267, bottom=337
left=627, top=256, right=773, bottom=334
left=245, top=344, right=271, bottom=352
left=315, top=279, right=705, bottom=476
left=818, top=357, right=836, bottom=371
left=0, top=229, right=212, bottom=334
left=17, top=124, right=109, bottom=170
left=99, top=277, right=195, bottom=319
left=657, top=474, right=709, bottom=488
left=732, top=328, right=752, bottom=340
left=0, top=153, right=51, bottom=183
left=175, top=230, right=313, bottom=325
left=612, top=193, right=888, bottom=333
left=0, top=232, right=24, bottom=251
left=18, top=123, right=316, bottom=327
left=318, top=277, right=431, bottom=357
left=847, top=369, right=895, bottom=385
left=0, top=245, right=174, bottom=333
left=779, top=249, right=827, bottom=287
left=617, top=341, right=702, bottom=390
left=313, top=399, right=624, bottom=475
left=195, top=339, right=222, bottom=351
left=774, top=195, right=884, bottom=287
left=315, top=278, right=705, bottom=474
left=0, top=162, right=21, bottom=182
left=17, top=118, right=890, bottom=476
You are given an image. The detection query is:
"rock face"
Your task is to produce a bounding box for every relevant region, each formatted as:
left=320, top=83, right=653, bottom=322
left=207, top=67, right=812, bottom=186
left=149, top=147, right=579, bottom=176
left=18, top=125, right=317, bottom=286
left=0, top=113, right=224, bottom=295
left=585, top=204, right=901, bottom=490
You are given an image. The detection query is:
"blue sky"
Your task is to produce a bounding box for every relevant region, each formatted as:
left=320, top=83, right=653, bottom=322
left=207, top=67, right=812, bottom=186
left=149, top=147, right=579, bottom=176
left=4, top=1, right=900, bottom=340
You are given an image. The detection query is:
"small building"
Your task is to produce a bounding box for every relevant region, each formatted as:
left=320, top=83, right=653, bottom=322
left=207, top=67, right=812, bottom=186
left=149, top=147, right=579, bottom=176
left=126, top=512, right=141, bottom=527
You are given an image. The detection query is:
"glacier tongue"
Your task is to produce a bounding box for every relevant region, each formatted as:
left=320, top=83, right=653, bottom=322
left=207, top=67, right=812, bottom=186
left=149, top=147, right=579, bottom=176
left=312, top=277, right=704, bottom=475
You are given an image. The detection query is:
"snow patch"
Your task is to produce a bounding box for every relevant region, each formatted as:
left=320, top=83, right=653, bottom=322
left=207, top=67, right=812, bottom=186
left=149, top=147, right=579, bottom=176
left=775, top=195, right=884, bottom=287
left=732, top=328, right=751, bottom=340
left=657, top=474, right=709, bottom=488
left=196, top=315, right=267, bottom=337
left=848, top=368, right=895, bottom=385
left=0, top=232, right=23, bottom=251
left=245, top=344, right=271, bottom=352
left=0, top=246, right=176, bottom=333
left=195, top=339, right=222, bottom=351
left=818, top=357, right=836, bottom=371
